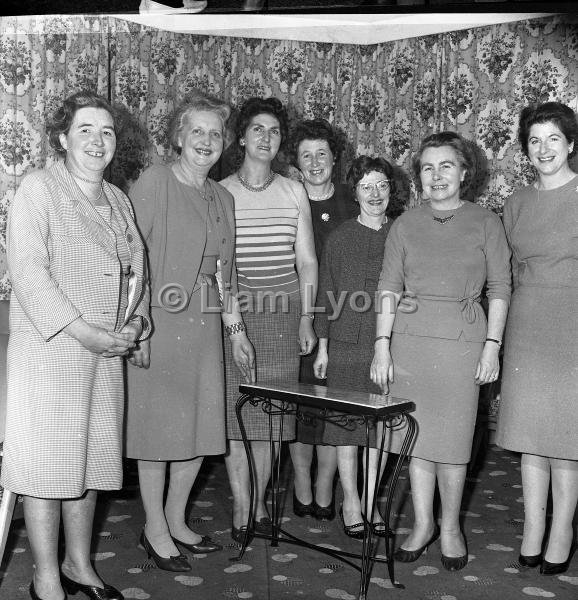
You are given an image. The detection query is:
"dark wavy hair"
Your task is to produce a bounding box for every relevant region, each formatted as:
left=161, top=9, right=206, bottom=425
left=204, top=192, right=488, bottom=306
left=518, top=101, right=578, bottom=158
left=346, top=155, right=405, bottom=218
left=46, top=91, right=117, bottom=156
left=235, top=97, right=289, bottom=151
left=412, top=131, right=474, bottom=196
left=287, top=118, right=343, bottom=167
left=167, top=90, right=232, bottom=153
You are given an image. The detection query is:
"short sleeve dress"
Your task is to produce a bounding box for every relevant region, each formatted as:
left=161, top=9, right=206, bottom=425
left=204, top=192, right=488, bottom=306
left=496, top=176, right=578, bottom=460
left=379, top=202, right=511, bottom=464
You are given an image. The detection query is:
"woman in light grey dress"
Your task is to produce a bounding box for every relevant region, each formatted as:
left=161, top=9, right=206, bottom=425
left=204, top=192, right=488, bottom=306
left=3, top=91, right=150, bottom=600
left=496, top=102, right=578, bottom=575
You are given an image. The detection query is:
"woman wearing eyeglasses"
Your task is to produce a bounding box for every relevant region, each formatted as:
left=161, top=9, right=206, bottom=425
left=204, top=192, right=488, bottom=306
left=313, top=156, right=405, bottom=538
left=371, top=132, right=511, bottom=570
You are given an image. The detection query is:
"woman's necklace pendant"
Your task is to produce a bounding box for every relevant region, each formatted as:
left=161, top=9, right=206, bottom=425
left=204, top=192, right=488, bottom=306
left=433, top=214, right=455, bottom=224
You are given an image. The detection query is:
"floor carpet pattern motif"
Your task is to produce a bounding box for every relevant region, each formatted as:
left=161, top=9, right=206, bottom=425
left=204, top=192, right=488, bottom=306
left=1, top=446, right=577, bottom=599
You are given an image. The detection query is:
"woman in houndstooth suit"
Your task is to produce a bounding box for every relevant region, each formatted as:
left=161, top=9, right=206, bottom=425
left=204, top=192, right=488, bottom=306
left=2, top=92, right=151, bottom=600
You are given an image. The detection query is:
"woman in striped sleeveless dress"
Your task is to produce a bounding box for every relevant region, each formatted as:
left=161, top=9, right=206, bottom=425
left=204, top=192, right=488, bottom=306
left=220, top=97, right=318, bottom=542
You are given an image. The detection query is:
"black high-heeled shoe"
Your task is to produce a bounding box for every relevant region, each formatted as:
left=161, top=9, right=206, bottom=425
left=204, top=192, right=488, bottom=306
left=293, top=491, right=315, bottom=517
left=393, top=525, right=440, bottom=563
left=231, top=524, right=253, bottom=544
left=139, top=530, right=191, bottom=572
left=60, top=573, right=123, bottom=600
left=540, top=544, right=576, bottom=576
left=339, top=506, right=366, bottom=539
left=440, top=534, right=469, bottom=571
left=519, top=553, right=542, bottom=568
left=313, top=497, right=335, bottom=521
left=172, top=535, right=222, bottom=554
left=30, top=582, right=66, bottom=600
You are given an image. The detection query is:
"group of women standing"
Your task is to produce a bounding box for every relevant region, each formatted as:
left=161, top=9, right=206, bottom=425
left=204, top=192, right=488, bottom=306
left=1, top=88, right=576, bottom=600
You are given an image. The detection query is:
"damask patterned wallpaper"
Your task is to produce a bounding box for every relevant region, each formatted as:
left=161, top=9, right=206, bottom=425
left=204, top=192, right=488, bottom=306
left=0, top=14, right=577, bottom=297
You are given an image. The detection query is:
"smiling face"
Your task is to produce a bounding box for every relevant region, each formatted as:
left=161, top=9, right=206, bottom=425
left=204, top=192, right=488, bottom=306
left=178, top=109, right=224, bottom=171
left=419, top=145, right=466, bottom=206
left=355, top=170, right=390, bottom=219
left=241, top=112, right=282, bottom=163
left=59, top=107, right=116, bottom=177
left=527, top=121, right=574, bottom=179
left=297, top=138, right=334, bottom=188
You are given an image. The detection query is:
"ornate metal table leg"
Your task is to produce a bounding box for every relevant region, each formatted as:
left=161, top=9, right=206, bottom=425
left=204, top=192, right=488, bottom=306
left=384, top=413, right=417, bottom=588
left=234, top=393, right=255, bottom=560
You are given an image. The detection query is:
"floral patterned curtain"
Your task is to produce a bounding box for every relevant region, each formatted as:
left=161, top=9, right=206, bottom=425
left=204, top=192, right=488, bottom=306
left=1, top=14, right=577, bottom=298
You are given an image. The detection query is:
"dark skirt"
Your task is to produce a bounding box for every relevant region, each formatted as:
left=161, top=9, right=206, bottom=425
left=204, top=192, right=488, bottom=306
left=225, top=294, right=300, bottom=441
left=295, top=351, right=327, bottom=445
left=322, top=339, right=383, bottom=447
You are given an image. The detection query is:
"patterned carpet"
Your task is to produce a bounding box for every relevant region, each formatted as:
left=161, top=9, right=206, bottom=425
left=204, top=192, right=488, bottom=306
left=1, top=445, right=577, bottom=600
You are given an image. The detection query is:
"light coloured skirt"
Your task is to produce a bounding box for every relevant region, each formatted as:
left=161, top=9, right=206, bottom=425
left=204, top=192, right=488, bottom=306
left=496, top=285, right=578, bottom=460
left=388, top=332, right=482, bottom=465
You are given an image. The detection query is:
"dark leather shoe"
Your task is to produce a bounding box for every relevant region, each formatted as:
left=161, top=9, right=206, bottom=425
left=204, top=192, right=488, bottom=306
left=254, top=516, right=273, bottom=535
left=519, top=553, right=542, bottom=568
left=540, top=543, right=575, bottom=575
left=139, top=531, right=191, bottom=572
left=394, top=526, right=440, bottom=562
left=293, top=491, right=315, bottom=517
left=30, top=582, right=66, bottom=600
left=441, top=553, right=468, bottom=571
left=313, top=497, right=335, bottom=521
left=172, top=535, right=222, bottom=554
left=61, top=572, right=123, bottom=600
left=231, top=525, right=253, bottom=544
left=339, top=506, right=366, bottom=540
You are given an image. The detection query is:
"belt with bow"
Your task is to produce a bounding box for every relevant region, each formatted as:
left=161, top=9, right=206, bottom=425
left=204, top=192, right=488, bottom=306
left=411, top=293, right=481, bottom=324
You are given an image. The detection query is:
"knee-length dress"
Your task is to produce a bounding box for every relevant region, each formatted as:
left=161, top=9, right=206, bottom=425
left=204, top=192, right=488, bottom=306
left=315, top=218, right=390, bottom=447
left=496, top=176, right=578, bottom=460
left=220, top=173, right=309, bottom=441
left=2, top=162, right=149, bottom=498
left=125, top=165, right=237, bottom=461
left=379, top=202, right=511, bottom=464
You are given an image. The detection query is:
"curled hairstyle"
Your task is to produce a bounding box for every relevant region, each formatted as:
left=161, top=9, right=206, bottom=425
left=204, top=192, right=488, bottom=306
left=347, top=155, right=405, bottom=218
left=168, top=90, right=232, bottom=152
left=412, top=131, right=474, bottom=196
left=288, top=118, right=343, bottom=167
left=518, top=101, right=578, bottom=158
left=46, top=91, right=117, bottom=156
left=235, top=97, right=289, bottom=150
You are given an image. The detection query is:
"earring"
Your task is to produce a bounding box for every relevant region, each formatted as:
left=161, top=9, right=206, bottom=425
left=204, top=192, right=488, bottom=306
left=240, top=140, right=245, bottom=146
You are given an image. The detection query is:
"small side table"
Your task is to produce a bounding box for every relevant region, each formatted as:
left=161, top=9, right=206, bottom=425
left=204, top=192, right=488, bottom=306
left=234, top=380, right=416, bottom=600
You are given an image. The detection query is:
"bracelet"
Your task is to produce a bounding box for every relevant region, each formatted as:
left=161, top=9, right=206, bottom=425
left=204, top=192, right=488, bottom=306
left=485, top=337, right=502, bottom=346
left=225, top=321, right=246, bottom=336
left=375, top=335, right=390, bottom=343
left=300, top=313, right=315, bottom=320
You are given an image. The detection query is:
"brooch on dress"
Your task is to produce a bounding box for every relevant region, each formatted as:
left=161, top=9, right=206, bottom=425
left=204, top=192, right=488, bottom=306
left=321, top=213, right=330, bottom=222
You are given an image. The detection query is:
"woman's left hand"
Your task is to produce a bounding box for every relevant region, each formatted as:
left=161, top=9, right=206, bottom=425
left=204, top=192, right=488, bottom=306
left=474, top=343, right=500, bottom=386
left=231, top=334, right=256, bottom=383
left=298, top=316, right=317, bottom=356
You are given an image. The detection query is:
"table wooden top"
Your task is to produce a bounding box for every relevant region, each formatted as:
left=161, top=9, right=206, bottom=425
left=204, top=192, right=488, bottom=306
left=239, top=380, right=415, bottom=418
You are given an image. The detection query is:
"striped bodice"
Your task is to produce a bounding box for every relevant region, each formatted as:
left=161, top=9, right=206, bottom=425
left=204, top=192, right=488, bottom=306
left=221, top=174, right=301, bottom=296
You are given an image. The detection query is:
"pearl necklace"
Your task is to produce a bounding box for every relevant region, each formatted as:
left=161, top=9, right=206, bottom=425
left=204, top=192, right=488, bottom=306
left=237, top=170, right=276, bottom=192
left=308, top=183, right=334, bottom=201
left=69, top=171, right=103, bottom=185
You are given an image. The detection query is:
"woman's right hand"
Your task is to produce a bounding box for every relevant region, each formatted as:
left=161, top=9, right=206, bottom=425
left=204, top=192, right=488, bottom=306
left=65, top=317, right=136, bottom=357
left=370, top=345, right=394, bottom=394
left=313, top=347, right=328, bottom=380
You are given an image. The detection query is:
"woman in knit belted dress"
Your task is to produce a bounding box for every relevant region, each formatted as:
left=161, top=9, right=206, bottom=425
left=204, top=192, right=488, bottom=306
left=371, top=131, right=511, bottom=571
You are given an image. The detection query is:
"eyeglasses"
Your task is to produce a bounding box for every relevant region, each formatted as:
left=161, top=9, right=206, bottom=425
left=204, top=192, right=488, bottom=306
left=357, top=180, right=390, bottom=194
